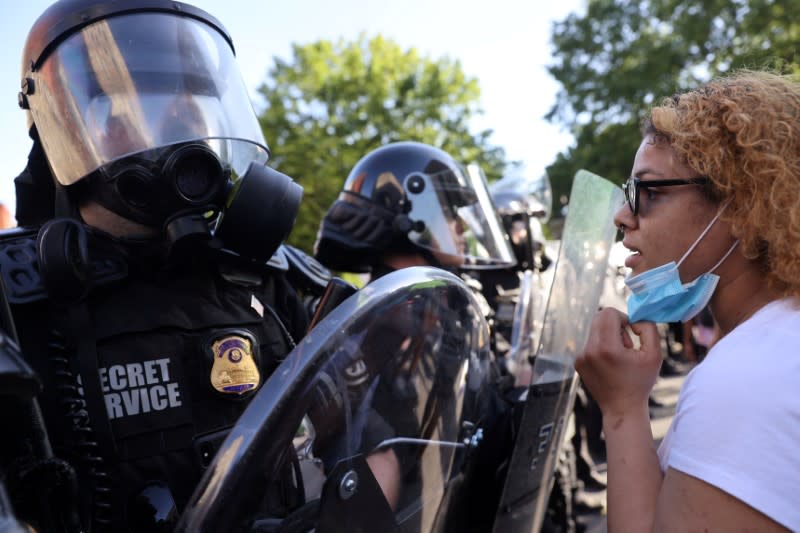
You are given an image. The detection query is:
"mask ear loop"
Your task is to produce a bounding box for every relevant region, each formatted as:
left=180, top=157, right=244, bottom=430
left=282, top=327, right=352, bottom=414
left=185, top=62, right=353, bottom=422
left=708, top=239, right=739, bottom=274
left=676, top=198, right=732, bottom=268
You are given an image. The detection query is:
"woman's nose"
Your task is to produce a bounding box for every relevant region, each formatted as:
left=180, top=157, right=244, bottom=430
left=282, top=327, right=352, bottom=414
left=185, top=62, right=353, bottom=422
left=613, top=202, right=636, bottom=232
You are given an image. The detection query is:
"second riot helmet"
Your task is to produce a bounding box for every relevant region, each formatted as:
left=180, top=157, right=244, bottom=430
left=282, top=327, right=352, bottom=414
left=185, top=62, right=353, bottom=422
left=315, top=141, right=515, bottom=272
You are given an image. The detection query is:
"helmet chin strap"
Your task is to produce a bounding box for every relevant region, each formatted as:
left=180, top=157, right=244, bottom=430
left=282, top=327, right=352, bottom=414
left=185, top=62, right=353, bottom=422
left=52, top=179, right=83, bottom=220
left=15, top=128, right=57, bottom=226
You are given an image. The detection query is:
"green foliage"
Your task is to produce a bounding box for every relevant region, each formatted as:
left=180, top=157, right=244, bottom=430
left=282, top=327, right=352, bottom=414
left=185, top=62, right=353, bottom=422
left=256, top=34, right=509, bottom=253
left=546, top=0, right=800, bottom=207
left=338, top=271, right=367, bottom=289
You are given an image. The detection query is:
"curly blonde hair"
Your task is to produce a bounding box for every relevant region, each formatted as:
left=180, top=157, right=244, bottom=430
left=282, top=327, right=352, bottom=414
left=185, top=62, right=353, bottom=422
left=645, top=70, right=800, bottom=297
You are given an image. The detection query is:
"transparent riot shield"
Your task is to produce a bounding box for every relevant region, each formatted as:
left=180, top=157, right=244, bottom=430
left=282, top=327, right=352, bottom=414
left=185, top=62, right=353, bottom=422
left=505, top=270, right=535, bottom=381
left=176, top=266, right=493, bottom=533
left=505, top=266, right=555, bottom=387
left=493, top=170, right=623, bottom=533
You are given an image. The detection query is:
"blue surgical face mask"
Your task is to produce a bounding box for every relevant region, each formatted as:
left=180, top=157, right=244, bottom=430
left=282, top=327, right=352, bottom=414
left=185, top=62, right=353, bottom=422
left=625, top=201, right=738, bottom=323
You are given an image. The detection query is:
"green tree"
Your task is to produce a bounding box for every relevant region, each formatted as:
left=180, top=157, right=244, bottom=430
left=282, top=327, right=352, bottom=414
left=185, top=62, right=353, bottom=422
left=546, top=0, right=800, bottom=208
left=256, top=34, right=509, bottom=253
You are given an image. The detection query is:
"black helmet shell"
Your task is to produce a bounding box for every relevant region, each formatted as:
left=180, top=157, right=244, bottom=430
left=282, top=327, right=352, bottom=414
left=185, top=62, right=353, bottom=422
left=315, top=142, right=467, bottom=272
left=315, top=141, right=515, bottom=272
left=21, top=0, right=231, bottom=77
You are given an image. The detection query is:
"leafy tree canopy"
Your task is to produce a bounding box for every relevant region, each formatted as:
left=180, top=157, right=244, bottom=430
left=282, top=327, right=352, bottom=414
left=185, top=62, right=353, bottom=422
left=546, top=0, right=800, bottom=209
left=256, top=34, right=509, bottom=253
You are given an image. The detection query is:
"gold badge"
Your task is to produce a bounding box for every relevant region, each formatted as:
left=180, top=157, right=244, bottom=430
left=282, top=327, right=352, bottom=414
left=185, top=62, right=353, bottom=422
left=210, top=335, right=260, bottom=395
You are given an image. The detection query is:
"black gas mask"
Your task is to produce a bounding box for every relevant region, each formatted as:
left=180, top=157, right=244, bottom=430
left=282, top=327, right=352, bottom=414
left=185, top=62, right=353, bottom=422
left=86, top=143, right=227, bottom=229
left=80, top=142, right=302, bottom=263
left=28, top=142, right=301, bottom=303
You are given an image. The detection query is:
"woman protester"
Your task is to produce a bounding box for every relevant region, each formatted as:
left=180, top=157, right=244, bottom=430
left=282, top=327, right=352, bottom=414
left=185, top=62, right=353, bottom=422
left=576, top=71, right=800, bottom=532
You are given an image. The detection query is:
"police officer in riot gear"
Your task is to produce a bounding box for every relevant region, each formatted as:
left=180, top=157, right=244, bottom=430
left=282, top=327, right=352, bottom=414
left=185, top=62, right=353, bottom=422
left=2, top=1, right=311, bottom=531
left=476, top=173, right=554, bottom=357
left=315, top=141, right=520, bottom=530
left=491, top=179, right=552, bottom=273
left=315, top=141, right=515, bottom=277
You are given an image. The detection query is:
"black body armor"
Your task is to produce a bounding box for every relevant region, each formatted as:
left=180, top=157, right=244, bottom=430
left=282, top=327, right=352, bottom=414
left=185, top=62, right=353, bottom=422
left=0, top=228, right=309, bottom=531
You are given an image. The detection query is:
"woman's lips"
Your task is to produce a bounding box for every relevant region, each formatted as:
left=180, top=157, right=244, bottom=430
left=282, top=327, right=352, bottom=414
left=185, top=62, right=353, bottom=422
left=623, top=242, right=642, bottom=269
left=624, top=252, right=642, bottom=270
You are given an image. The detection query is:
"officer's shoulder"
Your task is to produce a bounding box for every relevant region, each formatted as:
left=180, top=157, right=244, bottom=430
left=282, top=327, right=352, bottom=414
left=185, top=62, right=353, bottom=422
left=0, top=227, right=47, bottom=304
left=279, top=244, right=332, bottom=297
left=0, top=225, right=129, bottom=305
left=229, top=244, right=332, bottom=297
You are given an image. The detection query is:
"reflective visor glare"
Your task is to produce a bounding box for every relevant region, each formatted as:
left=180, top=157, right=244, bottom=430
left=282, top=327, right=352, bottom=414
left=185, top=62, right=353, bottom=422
left=28, top=13, right=268, bottom=185
left=405, top=168, right=515, bottom=267
left=460, top=165, right=516, bottom=267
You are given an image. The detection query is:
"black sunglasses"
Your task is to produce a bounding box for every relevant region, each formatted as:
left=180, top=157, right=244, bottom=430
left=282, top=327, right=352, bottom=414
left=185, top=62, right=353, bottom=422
left=623, top=176, right=710, bottom=215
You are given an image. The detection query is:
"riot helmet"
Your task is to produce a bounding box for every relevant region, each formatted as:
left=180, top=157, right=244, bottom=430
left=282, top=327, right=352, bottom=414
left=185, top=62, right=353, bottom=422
left=490, top=172, right=553, bottom=271
left=17, top=0, right=301, bottom=262
left=315, top=141, right=515, bottom=273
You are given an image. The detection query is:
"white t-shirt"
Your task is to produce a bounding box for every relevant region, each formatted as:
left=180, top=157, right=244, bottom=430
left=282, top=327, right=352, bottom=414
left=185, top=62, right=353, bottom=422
left=658, top=298, right=800, bottom=530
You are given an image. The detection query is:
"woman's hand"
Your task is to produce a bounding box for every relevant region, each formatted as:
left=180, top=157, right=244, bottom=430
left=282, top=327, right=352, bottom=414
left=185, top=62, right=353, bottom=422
left=575, top=308, right=663, bottom=418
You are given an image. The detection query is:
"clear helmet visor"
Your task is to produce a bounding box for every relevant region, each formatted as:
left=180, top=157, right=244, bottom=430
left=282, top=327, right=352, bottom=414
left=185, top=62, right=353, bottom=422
left=406, top=163, right=515, bottom=269
left=27, top=12, right=268, bottom=185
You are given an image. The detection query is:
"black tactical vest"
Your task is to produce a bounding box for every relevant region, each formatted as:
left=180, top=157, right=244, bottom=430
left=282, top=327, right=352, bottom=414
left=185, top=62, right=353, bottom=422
left=0, top=230, right=308, bottom=531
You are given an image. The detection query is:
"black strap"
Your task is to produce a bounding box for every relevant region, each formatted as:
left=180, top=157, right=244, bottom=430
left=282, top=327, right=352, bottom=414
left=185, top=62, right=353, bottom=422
left=14, top=128, right=56, bottom=227
left=67, top=303, right=117, bottom=458
left=53, top=182, right=74, bottom=219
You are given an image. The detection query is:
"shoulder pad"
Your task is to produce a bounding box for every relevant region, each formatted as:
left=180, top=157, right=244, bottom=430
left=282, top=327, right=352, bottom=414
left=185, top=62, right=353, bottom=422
left=0, top=228, right=49, bottom=304
left=265, top=245, right=289, bottom=271
left=0, top=226, right=127, bottom=305
left=281, top=244, right=332, bottom=296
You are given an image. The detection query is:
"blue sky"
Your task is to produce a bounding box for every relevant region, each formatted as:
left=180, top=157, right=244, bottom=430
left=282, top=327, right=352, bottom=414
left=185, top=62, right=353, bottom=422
left=0, top=0, right=582, bottom=220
